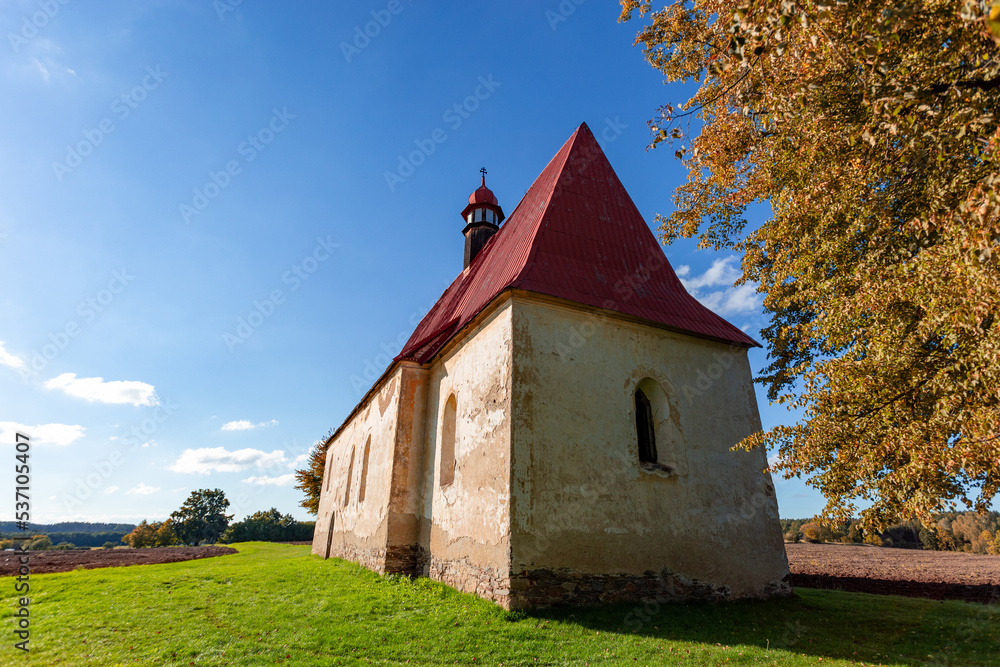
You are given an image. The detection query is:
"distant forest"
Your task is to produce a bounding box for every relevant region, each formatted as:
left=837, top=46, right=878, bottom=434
left=0, top=521, right=137, bottom=533
left=0, top=522, right=137, bottom=549
left=781, top=511, right=1000, bottom=554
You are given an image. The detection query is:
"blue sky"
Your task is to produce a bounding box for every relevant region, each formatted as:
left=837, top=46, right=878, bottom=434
left=0, top=0, right=822, bottom=524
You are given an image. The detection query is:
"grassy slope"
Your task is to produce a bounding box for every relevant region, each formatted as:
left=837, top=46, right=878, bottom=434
left=2, top=542, right=998, bottom=666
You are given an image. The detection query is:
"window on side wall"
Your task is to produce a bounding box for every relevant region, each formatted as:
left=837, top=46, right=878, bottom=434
left=635, top=388, right=657, bottom=465
left=343, top=446, right=355, bottom=506
left=358, top=436, right=371, bottom=503
left=440, top=394, right=457, bottom=486
left=635, top=378, right=678, bottom=474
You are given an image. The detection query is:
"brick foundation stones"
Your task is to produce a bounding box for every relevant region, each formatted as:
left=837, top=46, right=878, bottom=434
left=506, top=568, right=794, bottom=610
left=327, top=544, right=793, bottom=609
left=427, top=556, right=511, bottom=606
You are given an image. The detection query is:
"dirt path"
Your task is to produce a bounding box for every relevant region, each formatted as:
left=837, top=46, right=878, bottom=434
left=0, top=545, right=237, bottom=575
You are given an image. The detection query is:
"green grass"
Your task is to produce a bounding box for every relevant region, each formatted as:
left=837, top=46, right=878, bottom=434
left=2, top=542, right=998, bottom=666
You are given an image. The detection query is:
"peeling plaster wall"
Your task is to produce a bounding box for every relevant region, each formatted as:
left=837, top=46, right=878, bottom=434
left=417, top=299, right=514, bottom=598
left=509, top=295, right=790, bottom=599
left=312, top=366, right=406, bottom=571
left=385, top=362, right=429, bottom=570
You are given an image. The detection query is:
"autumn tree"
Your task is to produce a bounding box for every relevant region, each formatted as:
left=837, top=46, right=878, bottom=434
left=154, top=519, right=180, bottom=547
left=294, top=428, right=334, bottom=515
left=170, top=489, right=232, bottom=546
left=621, top=0, right=1000, bottom=529
left=122, top=521, right=157, bottom=548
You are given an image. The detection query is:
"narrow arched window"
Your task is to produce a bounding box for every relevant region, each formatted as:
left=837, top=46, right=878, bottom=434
left=635, top=388, right=657, bottom=464
left=324, top=450, right=334, bottom=493
left=358, top=436, right=371, bottom=503
left=343, top=447, right=355, bottom=507
left=440, top=394, right=457, bottom=486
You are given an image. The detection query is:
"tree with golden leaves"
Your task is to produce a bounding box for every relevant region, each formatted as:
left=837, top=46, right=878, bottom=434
left=294, top=428, right=334, bottom=515
left=620, top=0, right=1000, bottom=529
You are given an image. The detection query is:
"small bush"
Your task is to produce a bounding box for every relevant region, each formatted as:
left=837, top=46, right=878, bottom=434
left=27, top=535, right=52, bottom=551
left=53, top=542, right=76, bottom=550
left=102, top=542, right=117, bottom=549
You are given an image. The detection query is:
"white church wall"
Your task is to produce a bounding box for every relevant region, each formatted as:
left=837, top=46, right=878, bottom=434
left=417, top=296, right=515, bottom=602
left=312, top=366, right=404, bottom=571
left=508, top=294, right=790, bottom=603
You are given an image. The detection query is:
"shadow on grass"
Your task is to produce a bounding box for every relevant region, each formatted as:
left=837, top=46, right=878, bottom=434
left=521, top=588, right=1000, bottom=666
left=791, top=573, right=1000, bottom=605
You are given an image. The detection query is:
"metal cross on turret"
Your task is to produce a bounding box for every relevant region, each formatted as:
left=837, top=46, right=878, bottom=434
left=461, top=168, right=505, bottom=269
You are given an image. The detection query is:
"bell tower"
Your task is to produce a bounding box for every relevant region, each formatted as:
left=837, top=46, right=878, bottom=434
left=461, top=168, right=504, bottom=269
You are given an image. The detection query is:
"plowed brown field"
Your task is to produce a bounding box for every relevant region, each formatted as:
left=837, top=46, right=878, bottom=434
left=787, top=542, right=1000, bottom=604
left=0, top=545, right=236, bottom=575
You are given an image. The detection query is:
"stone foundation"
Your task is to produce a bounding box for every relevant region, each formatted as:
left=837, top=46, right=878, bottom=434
left=384, top=544, right=427, bottom=576
left=325, top=544, right=793, bottom=610
left=507, top=567, right=793, bottom=609
left=427, top=556, right=511, bottom=606
left=329, top=541, right=389, bottom=574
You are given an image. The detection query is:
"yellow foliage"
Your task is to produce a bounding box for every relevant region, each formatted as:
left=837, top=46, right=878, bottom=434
left=621, top=0, right=1000, bottom=531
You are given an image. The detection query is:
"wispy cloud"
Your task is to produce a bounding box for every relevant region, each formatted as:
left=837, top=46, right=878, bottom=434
left=680, top=257, right=762, bottom=317
left=242, top=473, right=296, bottom=486
left=287, top=453, right=309, bottom=468
left=221, top=419, right=278, bottom=431
left=0, top=341, right=25, bottom=369
left=44, top=373, right=159, bottom=406
left=0, top=421, right=84, bottom=446
left=168, top=447, right=288, bottom=474
left=104, top=486, right=120, bottom=495
left=126, top=483, right=159, bottom=495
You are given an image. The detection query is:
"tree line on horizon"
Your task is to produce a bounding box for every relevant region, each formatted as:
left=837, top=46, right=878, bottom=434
left=782, top=511, right=1000, bottom=554
left=2, top=490, right=314, bottom=550
left=0, top=521, right=137, bottom=533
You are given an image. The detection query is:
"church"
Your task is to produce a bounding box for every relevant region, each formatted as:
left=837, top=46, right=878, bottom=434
left=311, top=123, right=791, bottom=609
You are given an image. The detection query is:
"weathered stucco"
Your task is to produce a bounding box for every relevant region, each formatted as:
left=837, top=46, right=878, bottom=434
left=508, top=292, right=789, bottom=602
left=312, top=290, right=790, bottom=608
left=312, top=364, right=404, bottom=571
left=312, top=297, right=515, bottom=601
left=415, top=297, right=513, bottom=600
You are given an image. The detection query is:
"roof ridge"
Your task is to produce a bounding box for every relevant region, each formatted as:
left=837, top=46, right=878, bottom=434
left=509, top=124, right=585, bottom=290
left=395, top=123, right=759, bottom=366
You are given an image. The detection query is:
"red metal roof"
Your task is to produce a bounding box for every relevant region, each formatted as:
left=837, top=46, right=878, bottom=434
left=397, top=123, right=760, bottom=363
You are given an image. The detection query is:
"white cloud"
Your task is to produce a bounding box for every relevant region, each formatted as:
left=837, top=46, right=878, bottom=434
left=0, top=421, right=84, bottom=446
left=104, top=486, right=120, bottom=494
left=287, top=453, right=309, bottom=468
left=44, top=373, right=158, bottom=406
left=126, top=483, right=159, bottom=495
left=680, top=257, right=762, bottom=317
left=675, top=264, right=690, bottom=278
left=31, top=57, right=50, bottom=82
left=221, top=419, right=278, bottom=431
left=242, top=473, right=297, bottom=486
left=168, top=447, right=288, bottom=474
left=680, top=257, right=742, bottom=290
left=0, top=341, right=25, bottom=369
